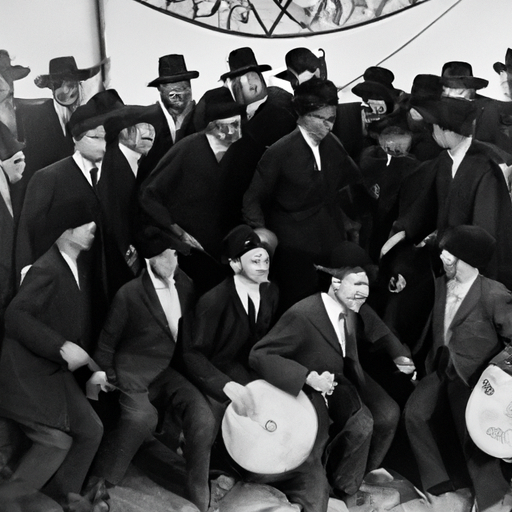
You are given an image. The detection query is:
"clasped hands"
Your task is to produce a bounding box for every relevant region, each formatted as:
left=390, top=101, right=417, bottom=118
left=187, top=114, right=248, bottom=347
left=306, top=371, right=337, bottom=395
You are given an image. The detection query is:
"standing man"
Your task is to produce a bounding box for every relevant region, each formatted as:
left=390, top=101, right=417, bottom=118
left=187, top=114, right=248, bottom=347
left=137, top=54, right=199, bottom=184
left=0, top=122, right=25, bottom=327
left=243, top=77, right=363, bottom=310
left=404, top=225, right=512, bottom=512
left=0, top=199, right=107, bottom=508
left=249, top=244, right=414, bottom=508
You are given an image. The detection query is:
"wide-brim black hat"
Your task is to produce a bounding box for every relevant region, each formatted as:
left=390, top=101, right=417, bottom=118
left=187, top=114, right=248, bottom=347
left=35, top=56, right=104, bottom=89
left=315, top=241, right=373, bottom=280
left=68, top=89, right=125, bottom=138
left=104, top=104, right=157, bottom=144
left=439, top=225, right=496, bottom=270
left=493, top=48, right=512, bottom=75
left=400, top=74, right=443, bottom=110
left=0, top=50, right=30, bottom=81
left=0, top=121, right=25, bottom=161
left=411, top=96, right=477, bottom=137
left=220, top=47, right=271, bottom=82
left=203, top=87, right=245, bottom=124
left=147, top=54, right=199, bottom=87
left=352, top=66, right=399, bottom=103
left=221, top=225, right=270, bottom=264
left=440, top=61, right=488, bottom=90
left=292, top=77, right=338, bottom=116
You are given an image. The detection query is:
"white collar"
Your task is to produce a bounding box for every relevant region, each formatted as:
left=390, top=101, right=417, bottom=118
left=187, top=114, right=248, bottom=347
left=158, top=99, right=177, bottom=141
left=119, top=142, right=140, bottom=177
left=233, top=274, right=262, bottom=317
left=59, top=249, right=80, bottom=288
left=72, top=151, right=102, bottom=186
left=146, top=260, right=175, bottom=290
left=53, top=99, right=73, bottom=137
left=246, top=96, right=267, bottom=120
left=298, top=125, right=322, bottom=170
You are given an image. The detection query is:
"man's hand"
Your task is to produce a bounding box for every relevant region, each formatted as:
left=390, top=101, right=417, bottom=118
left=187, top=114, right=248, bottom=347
left=380, top=231, right=406, bottom=258
left=86, top=371, right=116, bottom=400
left=223, top=381, right=256, bottom=418
left=60, top=341, right=90, bottom=371
left=306, top=371, right=337, bottom=395
left=393, top=356, right=416, bottom=375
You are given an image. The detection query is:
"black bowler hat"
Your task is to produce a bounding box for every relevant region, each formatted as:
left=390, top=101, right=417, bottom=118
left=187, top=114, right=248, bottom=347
left=103, top=104, right=156, bottom=144
left=35, top=56, right=104, bottom=89
left=315, top=241, right=373, bottom=280
left=220, top=48, right=271, bottom=82
left=68, top=89, right=125, bottom=138
left=439, top=225, right=496, bottom=270
left=411, top=96, right=477, bottom=137
left=221, top=225, right=269, bottom=264
left=147, top=54, right=199, bottom=87
left=400, top=74, right=443, bottom=109
left=494, top=48, right=512, bottom=75
left=0, top=50, right=30, bottom=81
left=203, top=87, right=245, bottom=124
left=352, top=66, right=400, bottom=104
left=440, top=61, right=488, bottom=90
left=0, top=121, right=24, bottom=161
left=292, top=77, right=338, bottom=116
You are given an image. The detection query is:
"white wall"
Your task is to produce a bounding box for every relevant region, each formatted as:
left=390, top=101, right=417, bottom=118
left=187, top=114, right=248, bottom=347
left=4, top=0, right=511, bottom=106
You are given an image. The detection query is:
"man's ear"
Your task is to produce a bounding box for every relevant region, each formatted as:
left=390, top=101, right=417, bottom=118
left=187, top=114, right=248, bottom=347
left=331, top=277, right=341, bottom=291
left=229, top=258, right=242, bottom=274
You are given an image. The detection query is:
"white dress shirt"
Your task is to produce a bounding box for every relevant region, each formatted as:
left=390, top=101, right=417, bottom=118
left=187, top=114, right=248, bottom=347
left=298, top=126, right=322, bottom=171
left=73, top=151, right=102, bottom=186
left=233, top=274, right=261, bottom=319
left=321, top=292, right=346, bottom=356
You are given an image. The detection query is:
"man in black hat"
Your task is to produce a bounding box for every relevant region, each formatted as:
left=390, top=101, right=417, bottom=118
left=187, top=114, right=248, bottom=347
left=404, top=225, right=512, bottom=512
left=139, top=87, right=246, bottom=294
left=90, top=236, right=216, bottom=512
left=0, top=197, right=108, bottom=508
left=494, top=48, right=512, bottom=101
left=16, top=56, right=104, bottom=195
left=100, top=105, right=156, bottom=297
left=0, top=122, right=26, bottom=326
left=15, top=89, right=125, bottom=338
left=137, top=54, right=199, bottom=184
left=250, top=242, right=414, bottom=510
left=243, top=77, right=363, bottom=311
left=384, top=96, right=512, bottom=291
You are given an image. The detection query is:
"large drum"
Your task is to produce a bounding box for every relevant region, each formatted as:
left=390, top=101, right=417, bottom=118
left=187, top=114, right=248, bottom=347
left=222, top=379, right=318, bottom=474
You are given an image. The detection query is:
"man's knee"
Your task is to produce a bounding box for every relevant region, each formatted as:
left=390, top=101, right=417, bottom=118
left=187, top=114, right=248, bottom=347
left=120, top=395, right=159, bottom=434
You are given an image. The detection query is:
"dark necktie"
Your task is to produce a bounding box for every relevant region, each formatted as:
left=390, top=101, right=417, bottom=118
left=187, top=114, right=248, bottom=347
left=247, top=296, right=256, bottom=331
left=90, top=167, right=98, bottom=193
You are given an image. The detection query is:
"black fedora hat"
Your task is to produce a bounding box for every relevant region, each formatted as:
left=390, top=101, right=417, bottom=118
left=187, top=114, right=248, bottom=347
left=68, top=89, right=125, bottom=138
left=494, top=48, right=512, bottom=75
left=440, top=61, right=488, bottom=90
left=203, top=87, right=245, bottom=124
left=0, top=50, right=30, bottom=81
left=103, top=104, right=157, bottom=144
left=401, top=74, right=443, bottom=109
left=221, top=225, right=270, bottom=264
left=352, top=66, right=400, bottom=104
left=220, top=48, right=271, bottom=82
left=412, top=96, right=477, bottom=137
left=147, top=54, right=199, bottom=87
left=0, top=121, right=25, bottom=161
left=292, top=77, right=338, bottom=116
left=315, top=241, right=373, bottom=280
left=35, top=56, right=104, bottom=89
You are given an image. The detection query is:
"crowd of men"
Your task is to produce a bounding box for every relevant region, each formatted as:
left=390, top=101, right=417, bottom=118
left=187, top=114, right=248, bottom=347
left=1, top=45, right=512, bottom=512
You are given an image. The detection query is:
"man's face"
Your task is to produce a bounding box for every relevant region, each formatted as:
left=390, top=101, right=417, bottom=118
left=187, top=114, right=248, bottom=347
left=499, top=71, right=512, bottom=101
left=0, top=72, right=13, bottom=103
left=212, top=115, right=241, bottom=145
left=150, top=248, right=178, bottom=281
left=440, top=249, right=459, bottom=280
left=442, top=86, right=474, bottom=100
left=231, top=71, right=267, bottom=105
left=121, top=123, right=155, bottom=156
left=238, top=247, right=270, bottom=284
left=53, top=80, right=79, bottom=107
left=68, top=221, right=96, bottom=251
left=432, top=124, right=462, bottom=149
left=74, top=126, right=106, bottom=163
left=1, top=150, right=25, bottom=184
left=333, top=271, right=369, bottom=313
left=301, top=105, right=337, bottom=144
left=159, top=81, right=193, bottom=116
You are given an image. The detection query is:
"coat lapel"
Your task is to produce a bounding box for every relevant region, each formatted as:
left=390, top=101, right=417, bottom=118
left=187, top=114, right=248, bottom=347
left=140, top=269, right=174, bottom=339
left=448, top=275, right=482, bottom=331
left=308, top=294, right=344, bottom=355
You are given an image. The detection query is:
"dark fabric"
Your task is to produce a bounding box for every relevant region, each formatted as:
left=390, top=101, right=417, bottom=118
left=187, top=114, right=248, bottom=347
left=243, top=128, right=363, bottom=309
left=136, top=102, right=197, bottom=186
left=331, top=102, right=367, bottom=162
left=396, top=140, right=512, bottom=290
left=473, top=95, right=512, bottom=155
left=405, top=274, right=512, bottom=509
left=183, top=277, right=279, bottom=403
left=0, top=186, right=15, bottom=327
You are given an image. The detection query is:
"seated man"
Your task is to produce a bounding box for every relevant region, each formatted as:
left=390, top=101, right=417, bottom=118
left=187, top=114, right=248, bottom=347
left=92, top=233, right=215, bottom=512
left=0, top=199, right=106, bottom=508
left=404, top=225, right=512, bottom=512
left=249, top=243, right=415, bottom=510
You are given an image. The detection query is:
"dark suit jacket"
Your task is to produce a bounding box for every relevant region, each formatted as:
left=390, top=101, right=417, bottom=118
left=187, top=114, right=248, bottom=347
left=183, top=277, right=279, bottom=403
left=422, top=274, right=512, bottom=387
left=249, top=294, right=408, bottom=397
left=93, top=267, right=195, bottom=391
left=474, top=95, right=512, bottom=156
left=0, top=245, right=90, bottom=430
left=0, top=190, right=15, bottom=320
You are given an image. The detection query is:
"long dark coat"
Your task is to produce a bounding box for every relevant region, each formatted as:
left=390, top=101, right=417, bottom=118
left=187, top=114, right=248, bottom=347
left=0, top=245, right=91, bottom=430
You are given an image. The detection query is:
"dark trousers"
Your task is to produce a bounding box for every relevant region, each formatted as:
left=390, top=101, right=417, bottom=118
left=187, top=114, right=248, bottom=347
left=14, top=373, right=103, bottom=502
left=92, top=368, right=216, bottom=512
left=405, top=371, right=511, bottom=510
